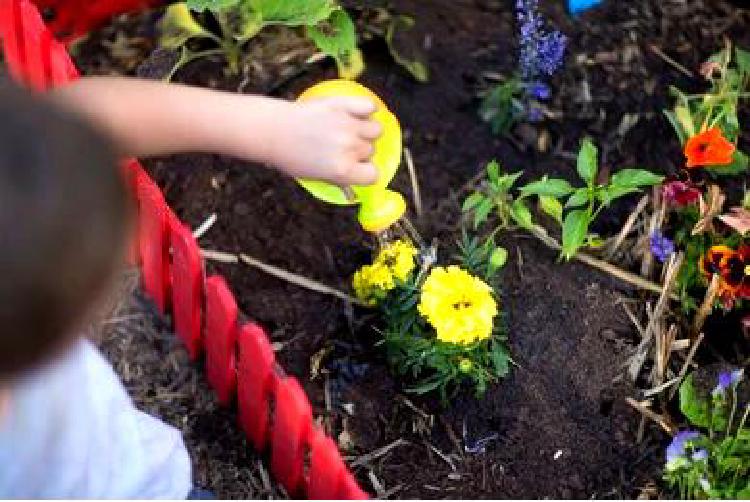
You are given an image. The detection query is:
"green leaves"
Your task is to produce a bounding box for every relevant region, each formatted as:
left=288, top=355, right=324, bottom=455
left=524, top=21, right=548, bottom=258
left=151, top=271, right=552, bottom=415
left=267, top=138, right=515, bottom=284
left=561, top=209, right=591, bottom=260
left=576, top=138, right=598, bottom=186
left=307, top=9, right=362, bottom=79
left=510, top=199, right=534, bottom=230
left=538, top=195, right=563, bottom=223
left=480, top=80, right=521, bottom=136
left=609, top=168, right=664, bottom=189
left=679, top=374, right=727, bottom=431
left=160, top=3, right=215, bottom=49
left=385, top=15, right=430, bottom=83
left=519, top=177, right=574, bottom=197
left=186, top=0, right=241, bottom=12
left=706, top=150, right=750, bottom=176
left=248, top=0, right=336, bottom=26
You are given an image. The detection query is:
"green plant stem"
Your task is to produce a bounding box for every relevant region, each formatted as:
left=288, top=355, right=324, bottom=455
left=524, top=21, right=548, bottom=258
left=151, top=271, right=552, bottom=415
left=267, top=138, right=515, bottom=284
left=736, top=404, right=750, bottom=438
left=727, top=387, right=739, bottom=437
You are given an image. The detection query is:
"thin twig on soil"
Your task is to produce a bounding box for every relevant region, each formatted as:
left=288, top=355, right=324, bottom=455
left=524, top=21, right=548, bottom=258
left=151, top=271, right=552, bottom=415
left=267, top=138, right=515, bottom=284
left=693, top=274, right=721, bottom=337
left=528, top=226, right=678, bottom=299
left=625, top=397, right=675, bottom=435
left=404, top=147, right=423, bottom=219
left=668, top=333, right=705, bottom=402
left=193, top=213, right=217, bottom=240
left=648, top=44, right=694, bottom=77
left=605, top=195, right=649, bottom=260
left=200, top=248, right=365, bottom=305
left=348, top=439, right=409, bottom=468
left=628, top=253, right=684, bottom=381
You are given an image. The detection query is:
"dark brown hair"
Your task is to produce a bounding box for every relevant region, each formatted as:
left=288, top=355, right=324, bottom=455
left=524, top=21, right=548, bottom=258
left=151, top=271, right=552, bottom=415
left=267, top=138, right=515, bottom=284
left=0, top=80, right=130, bottom=378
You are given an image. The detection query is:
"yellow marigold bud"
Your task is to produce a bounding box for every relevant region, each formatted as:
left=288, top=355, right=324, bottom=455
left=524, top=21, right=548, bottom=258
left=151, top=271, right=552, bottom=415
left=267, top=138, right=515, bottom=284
left=375, top=240, right=417, bottom=282
left=459, top=359, right=473, bottom=373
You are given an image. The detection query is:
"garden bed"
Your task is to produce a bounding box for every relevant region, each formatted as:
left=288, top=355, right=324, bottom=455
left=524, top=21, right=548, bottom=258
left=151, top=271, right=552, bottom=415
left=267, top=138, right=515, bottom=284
left=70, top=0, right=750, bottom=498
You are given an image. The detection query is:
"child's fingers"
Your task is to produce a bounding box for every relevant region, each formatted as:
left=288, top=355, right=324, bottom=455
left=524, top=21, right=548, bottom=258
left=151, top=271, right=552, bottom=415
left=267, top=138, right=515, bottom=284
left=340, top=162, right=378, bottom=186
left=359, top=119, right=383, bottom=140
left=334, top=96, right=378, bottom=118
left=355, top=140, right=375, bottom=161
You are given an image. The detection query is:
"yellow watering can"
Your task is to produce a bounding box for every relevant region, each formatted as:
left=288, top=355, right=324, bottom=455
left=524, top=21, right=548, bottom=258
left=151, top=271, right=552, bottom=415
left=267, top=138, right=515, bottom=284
left=296, top=80, right=406, bottom=233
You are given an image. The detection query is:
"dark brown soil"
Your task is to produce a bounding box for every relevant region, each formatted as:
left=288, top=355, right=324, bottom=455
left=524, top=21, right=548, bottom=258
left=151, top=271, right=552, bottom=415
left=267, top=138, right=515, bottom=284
left=71, top=0, right=750, bottom=498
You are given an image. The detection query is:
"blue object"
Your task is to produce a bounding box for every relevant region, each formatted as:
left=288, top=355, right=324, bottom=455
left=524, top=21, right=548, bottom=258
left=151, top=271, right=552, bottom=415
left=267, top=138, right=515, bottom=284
left=568, top=0, right=602, bottom=14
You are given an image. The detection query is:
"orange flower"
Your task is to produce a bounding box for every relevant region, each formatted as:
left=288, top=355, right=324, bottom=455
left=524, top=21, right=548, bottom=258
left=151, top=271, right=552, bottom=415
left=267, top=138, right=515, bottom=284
left=684, top=127, right=736, bottom=168
left=700, top=244, right=750, bottom=308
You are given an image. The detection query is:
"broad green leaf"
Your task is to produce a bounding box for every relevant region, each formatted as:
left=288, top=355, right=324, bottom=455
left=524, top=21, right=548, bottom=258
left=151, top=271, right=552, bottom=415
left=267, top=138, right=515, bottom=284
left=610, top=168, right=664, bottom=189
left=736, top=47, right=750, bottom=74
left=510, top=199, right=533, bottom=229
left=597, top=185, right=639, bottom=206
left=250, top=0, right=336, bottom=26
left=519, top=177, right=574, bottom=197
left=385, top=15, right=430, bottom=83
left=186, top=0, right=241, bottom=12
left=561, top=209, right=591, bottom=260
left=474, top=197, right=494, bottom=229
left=706, top=149, right=750, bottom=177
left=577, top=138, right=598, bottom=186
left=160, top=3, right=214, bottom=49
left=406, top=377, right=444, bottom=394
left=565, top=187, right=589, bottom=208
left=539, top=195, right=563, bottom=224
left=307, top=9, right=361, bottom=79
left=487, top=159, right=500, bottom=185
left=462, top=192, right=486, bottom=212
left=679, top=374, right=727, bottom=431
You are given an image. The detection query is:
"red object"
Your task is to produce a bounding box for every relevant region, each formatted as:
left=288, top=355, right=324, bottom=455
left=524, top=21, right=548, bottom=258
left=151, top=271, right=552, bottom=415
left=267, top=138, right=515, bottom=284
left=170, top=220, right=204, bottom=360
left=0, top=0, right=27, bottom=83
left=339, top=473, right=369, bottom=500
left=308, top=430, right=349, bottom=500
left=204, top=275, right=238, bottom=405
left=31, top=0, right=164, bottom=41
left=237, top=322, right=276, bottom=450
left=1, top=0, right=369, bottom=497
left=661, top=180, right=701, bottom=207
left=271, top=377, right=313, bottom=497
left=136, top=171, right=171, bottom=313
left=17, top=0, right=51, bottom=90
left=684, top=127, right=736, bottom=168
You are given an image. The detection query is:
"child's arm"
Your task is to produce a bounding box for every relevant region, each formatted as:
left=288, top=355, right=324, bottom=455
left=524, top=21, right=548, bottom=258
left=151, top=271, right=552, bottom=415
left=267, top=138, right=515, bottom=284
left=48, top=77, right=382, bottom=186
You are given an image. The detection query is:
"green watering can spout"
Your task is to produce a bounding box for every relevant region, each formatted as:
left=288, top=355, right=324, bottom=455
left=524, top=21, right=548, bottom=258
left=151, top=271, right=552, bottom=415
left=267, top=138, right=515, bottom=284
left=296, top=80, right=406, bottom=233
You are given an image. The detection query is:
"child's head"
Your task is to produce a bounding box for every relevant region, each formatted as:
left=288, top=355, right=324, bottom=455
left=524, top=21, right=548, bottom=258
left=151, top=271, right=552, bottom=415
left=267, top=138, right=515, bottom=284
left=0, top=81, right=130, bottom=379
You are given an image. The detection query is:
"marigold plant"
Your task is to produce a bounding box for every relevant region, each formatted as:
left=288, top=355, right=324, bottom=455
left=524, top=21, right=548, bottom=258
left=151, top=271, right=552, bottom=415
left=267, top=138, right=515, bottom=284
left=352, top=236, right=510, bottom=400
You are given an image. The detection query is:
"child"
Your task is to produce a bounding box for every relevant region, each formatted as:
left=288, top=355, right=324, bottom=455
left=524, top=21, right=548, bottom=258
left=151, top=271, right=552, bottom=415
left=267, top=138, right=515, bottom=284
left=0, top=77, right=382, bottom=498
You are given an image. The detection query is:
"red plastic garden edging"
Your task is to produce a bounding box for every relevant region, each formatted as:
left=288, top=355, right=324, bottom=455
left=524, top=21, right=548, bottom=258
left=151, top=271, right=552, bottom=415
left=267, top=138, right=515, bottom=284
left=0, top=0, right=368, bottom=498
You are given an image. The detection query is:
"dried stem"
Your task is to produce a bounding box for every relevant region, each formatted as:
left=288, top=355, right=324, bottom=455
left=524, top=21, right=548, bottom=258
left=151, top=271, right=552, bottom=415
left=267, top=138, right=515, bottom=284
left=404, top=147, right=423, bottom=219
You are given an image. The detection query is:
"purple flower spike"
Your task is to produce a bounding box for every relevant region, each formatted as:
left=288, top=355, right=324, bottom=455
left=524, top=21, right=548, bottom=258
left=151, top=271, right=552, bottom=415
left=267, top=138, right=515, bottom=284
left=666, top=430, right=700, bottom=463
left=650, top=231, right=675, bottom=263
left=515, top=0, right=566, bottom=116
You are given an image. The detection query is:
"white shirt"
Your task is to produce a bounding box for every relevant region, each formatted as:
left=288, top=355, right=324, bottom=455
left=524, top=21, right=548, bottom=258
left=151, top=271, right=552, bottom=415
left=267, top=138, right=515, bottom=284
left=0, top=339, right=192, bottom=499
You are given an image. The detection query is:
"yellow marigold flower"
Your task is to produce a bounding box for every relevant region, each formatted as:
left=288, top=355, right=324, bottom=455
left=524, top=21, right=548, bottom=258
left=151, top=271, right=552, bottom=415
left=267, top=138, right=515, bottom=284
left=353, top=263, right=395, bottom=305
left=418, top=266, right=498, bottom=345
left=375, top=240, right=417, bottom=282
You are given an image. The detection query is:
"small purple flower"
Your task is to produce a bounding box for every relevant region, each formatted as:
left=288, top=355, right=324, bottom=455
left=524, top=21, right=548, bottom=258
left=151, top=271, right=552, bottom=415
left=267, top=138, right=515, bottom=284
left=666, top=430, right=700, bottom=463
left=650, top=231, right=675, bottom=263
left=528, top=82, right=551, bottom=100
left=713, top=368, right=743, bottom=396
left=692, top=449, right=708, bottom=461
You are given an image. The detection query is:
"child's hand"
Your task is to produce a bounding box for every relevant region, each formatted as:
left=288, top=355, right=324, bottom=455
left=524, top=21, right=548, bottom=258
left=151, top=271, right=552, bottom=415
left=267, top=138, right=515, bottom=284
left=265, top=97, right=383, bottom=186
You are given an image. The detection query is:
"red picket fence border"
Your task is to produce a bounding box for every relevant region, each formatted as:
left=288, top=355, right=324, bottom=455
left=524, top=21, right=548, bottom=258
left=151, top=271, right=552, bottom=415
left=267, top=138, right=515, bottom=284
left=0, top=1, right=368, bottom=498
